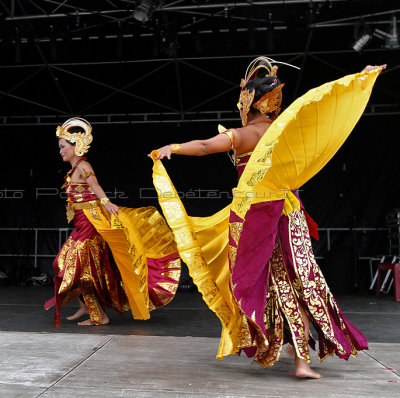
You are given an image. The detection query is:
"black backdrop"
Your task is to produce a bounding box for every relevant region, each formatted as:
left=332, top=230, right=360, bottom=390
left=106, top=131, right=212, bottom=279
left=1, top=0, right=399, bottom=291
left=0, top=110, right=399, bottom=292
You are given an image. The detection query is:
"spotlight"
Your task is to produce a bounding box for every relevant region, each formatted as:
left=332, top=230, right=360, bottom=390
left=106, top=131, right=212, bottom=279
left=352, top=33, right=372, bottom=52
left=133, top=0, right=154, bottom=23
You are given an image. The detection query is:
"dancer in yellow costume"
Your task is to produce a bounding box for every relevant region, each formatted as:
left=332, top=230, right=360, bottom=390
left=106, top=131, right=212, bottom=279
left=45, top=118, right=181, bottom=326
left=149, top=58, right=385, bottom=378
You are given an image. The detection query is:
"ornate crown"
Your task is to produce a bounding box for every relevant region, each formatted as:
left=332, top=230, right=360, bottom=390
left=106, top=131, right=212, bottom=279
left=238, top=56, right=281, bottom=126
left=56, top=118, right=93, bottom=156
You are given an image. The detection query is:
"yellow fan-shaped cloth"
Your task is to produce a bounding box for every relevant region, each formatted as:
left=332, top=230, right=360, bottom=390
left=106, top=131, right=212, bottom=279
left=151, top=160, right=250, bottom=357
left=232, top=69, right=381, bottom=219
left=84, top=205, right=180, bottom=320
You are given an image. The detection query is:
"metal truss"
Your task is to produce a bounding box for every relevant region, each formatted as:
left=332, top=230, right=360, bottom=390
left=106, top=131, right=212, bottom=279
left=3, top=1, right=349, bottom=22
left=0, top=48, right=399, bottom=126
left=0, top=1, right=399, bottom=126
left=1, top=104, right=400, bottom=127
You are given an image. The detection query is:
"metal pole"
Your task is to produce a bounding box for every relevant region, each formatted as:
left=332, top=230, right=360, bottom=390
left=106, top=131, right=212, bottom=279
left=34, top=229, right=38, bottom=269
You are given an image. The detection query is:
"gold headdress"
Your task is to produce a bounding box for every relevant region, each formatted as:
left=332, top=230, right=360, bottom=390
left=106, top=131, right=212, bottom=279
left=238, top=56, right=299, bottom=126
left=56, top=118, right=93, bottom=156
left=238, top=88, right=255, bottom=127
left=237, top=57, right=279, bottom=126
left=253, top=83, right=285, bottom=119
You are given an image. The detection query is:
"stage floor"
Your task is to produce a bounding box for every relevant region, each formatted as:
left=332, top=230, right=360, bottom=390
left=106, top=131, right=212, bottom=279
left=0, top=287, right=399, bottom=397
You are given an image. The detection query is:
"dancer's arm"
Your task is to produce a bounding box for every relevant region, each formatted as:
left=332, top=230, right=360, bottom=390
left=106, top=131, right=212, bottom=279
left=76, top=161, right=119, bottom=217
left=149, top=129, right=242, bottom=160
left=150, top=132, right=237, bottom=160
left=151, top=65, right=386, bottom=161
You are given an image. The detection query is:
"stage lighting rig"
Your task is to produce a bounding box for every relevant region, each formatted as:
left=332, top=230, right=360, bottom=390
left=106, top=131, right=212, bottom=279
left=352, top=33, right=372, bottom=52
left=353, top=13, right=399, bottom=52
left=374, top=14, right=399, bottom=49
left=133, top=0, right=154, bottom=23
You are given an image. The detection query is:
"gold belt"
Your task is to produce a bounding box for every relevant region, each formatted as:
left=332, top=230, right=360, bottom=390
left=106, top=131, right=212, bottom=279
left=68, top=200, right=101, bottom=210
left=66, top=200, right=101, bottom=223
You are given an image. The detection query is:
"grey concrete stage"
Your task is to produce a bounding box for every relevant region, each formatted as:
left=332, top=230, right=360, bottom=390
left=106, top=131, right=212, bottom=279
left=0, top=287, right=399, bottom=397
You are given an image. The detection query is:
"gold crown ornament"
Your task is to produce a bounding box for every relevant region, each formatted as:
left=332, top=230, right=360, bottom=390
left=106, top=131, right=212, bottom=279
left=237, top=56, right=301, bottom=126
left=237, top=88, right=255, bottom=127
left=237, top=57, right=277, bottom=126
left=56, top=118, right=93, bottom=156
left=253, top=83, right=285, bottom=118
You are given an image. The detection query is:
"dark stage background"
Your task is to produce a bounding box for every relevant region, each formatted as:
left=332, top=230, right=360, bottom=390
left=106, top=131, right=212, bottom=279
left=0, top=1, right=399, bottom=294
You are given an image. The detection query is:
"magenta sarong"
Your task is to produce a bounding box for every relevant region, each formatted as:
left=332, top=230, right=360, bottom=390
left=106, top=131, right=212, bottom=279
left=228, top=156, right=367, bottom=367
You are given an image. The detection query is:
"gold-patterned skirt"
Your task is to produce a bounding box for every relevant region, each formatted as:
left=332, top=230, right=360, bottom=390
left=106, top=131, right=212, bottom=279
left=45, top=209, right=129, bottom=326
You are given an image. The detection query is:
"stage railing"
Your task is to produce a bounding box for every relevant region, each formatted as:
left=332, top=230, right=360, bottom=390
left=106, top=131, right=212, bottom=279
left=0, top=227, right=73, bottom=269
left=0, top=227, right=389, bottom=269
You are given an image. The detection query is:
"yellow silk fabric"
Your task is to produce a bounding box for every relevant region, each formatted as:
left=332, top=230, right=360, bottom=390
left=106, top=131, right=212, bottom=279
left=83, top=205, right=179, bottom=320
left=151, top=70, right=380, bottom=360
left=152, top=162, right=244, bottom=357
left=232, top=69, right=381, bottom=219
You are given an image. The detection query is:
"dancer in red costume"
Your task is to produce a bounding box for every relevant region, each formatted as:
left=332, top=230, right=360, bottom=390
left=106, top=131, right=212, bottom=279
left=45, top=118, right=181, bottom=326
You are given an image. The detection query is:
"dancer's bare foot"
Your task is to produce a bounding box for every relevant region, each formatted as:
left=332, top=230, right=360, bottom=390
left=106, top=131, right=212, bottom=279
left=66, top=305, right=89, bottom=320
left=295, top=357, right=322, bottom=379
left=77, top=313, right=109, bottom=326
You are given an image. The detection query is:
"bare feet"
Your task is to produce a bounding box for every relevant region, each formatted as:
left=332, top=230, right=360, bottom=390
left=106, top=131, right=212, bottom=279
left=66, top=305, right=89, bottom=321
left=77, top=313, right=109, bottom=326
left=294, top=357, right=322, bottom=379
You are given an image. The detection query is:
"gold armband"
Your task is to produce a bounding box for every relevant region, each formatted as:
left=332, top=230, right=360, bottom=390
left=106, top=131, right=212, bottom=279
left=82, top=168, right=95, bottom=179
left=170, top=144, right=181, bottom=154
left=218, top=124, right=235, bottom=150
left=100, top=197, right=110, bottom=206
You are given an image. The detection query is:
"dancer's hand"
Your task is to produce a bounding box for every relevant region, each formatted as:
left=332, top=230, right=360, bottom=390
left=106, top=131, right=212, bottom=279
left=104, top=201, right=119, bottom=218
left=362, top=64, right=387, bottom=72
left=148, top=145, right=173, bottom=160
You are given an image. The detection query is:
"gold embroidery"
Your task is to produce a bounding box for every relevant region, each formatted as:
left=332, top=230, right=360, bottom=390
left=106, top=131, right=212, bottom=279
left=111, top=215, right=124, bottom=229
left=81, top=260, right=103, bottom=326
left=54, top=233, right=129, bottom=325
left=74, top=185, right=86, bottom=193
left=248, top=168, right=269, bottom=187
left=74, top=193, right=84, bottom=203
left=235, top=151, right=253, bottom=159
left=232, top=138, right=280, bottom=219
left=229, top=222, right=243, bottom=246
left=151, top=287, right=173, bottom=306
left=235, top=314, right=253, bottom=349
left=214, top=302, right=232, bottom=327
left=288, top=210, right=349, bottom=360
left=161, top=268, right=181, bottom=281
left=228, top=246, right=237, bottom=269
left=89, top=201, right=100, bottom=221
left=269, top=237, right=310, bottom=363
left=66, top=202, right=74, bottom=223
left=262, top=281, right=284, bottom=366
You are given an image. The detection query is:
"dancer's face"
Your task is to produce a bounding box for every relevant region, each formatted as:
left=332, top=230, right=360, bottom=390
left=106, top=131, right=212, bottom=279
left=59, top=138, right=75, bottom=162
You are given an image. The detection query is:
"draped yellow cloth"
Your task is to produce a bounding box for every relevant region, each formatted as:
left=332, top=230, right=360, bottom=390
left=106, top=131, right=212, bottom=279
left=151, top=70, right=381, bottom=359
left=152, top=165, right=240, bottom=356
left=233, top=69, right=381, bottom=219
left=83, top=205, right=180, bottom=320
